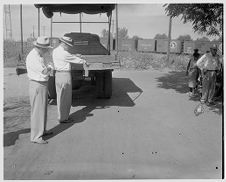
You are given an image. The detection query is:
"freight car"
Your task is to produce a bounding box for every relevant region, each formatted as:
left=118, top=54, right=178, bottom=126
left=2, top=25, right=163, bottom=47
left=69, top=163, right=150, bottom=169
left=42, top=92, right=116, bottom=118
left=156, top=39, right=182, bottom=54
left=183, top=40, right=222, bottom=54
left=137, top=39, right=155, bottom=52
left=117, top=39, right=137, bottom=51
left=117, top=38, right=222, bottom=55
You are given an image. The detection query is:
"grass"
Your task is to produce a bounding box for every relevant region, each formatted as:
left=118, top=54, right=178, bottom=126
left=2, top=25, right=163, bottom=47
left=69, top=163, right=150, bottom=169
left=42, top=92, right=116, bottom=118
left=117, top=51, right=190, bottom=71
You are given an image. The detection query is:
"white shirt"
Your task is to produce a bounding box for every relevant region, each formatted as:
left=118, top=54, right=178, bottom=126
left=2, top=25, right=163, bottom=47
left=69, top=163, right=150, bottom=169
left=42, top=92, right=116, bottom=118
left=196, top=53, right=220, bottom=71
left=26, top=48, right=53, bottom=82
left=52, top=45, right=85, bottom=71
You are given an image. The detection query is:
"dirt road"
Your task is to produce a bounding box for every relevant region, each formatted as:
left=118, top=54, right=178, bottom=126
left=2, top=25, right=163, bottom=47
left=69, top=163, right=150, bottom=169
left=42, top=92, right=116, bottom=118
left=3, top=67, right=222, bottom=179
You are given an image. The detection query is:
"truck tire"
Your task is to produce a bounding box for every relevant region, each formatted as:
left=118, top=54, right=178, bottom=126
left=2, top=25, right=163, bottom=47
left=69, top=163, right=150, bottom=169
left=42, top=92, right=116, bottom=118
left=48, top=76, right=57, bottom=99
left=104, top=70, right=112, bottom=98
left=95, top=70, right=112, bottom=99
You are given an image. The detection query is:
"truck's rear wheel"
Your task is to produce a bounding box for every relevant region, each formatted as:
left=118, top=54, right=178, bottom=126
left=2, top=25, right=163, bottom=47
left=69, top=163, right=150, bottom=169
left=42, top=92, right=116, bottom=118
left=48, top=76, right=57, bottom=99
left=95, top=70, right=112, bottom=99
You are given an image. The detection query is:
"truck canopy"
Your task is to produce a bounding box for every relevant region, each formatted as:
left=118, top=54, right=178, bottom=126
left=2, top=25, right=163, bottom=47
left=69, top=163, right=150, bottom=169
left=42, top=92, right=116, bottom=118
left=34, top=4, right=115, bottom=18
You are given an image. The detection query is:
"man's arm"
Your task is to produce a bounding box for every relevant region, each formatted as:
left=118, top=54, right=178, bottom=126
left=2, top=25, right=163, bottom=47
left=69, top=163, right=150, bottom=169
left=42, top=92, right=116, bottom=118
left=64, top=52, right=86, bottom=64
left=196, top=54, right=206, bottom=70
left=186, top=59, right=191, bottom=75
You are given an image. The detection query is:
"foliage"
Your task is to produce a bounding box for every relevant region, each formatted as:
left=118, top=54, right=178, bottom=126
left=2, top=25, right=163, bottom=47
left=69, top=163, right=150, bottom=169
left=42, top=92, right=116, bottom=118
left=118, top=51, right=189, bottom=71
left=154, top=33, right=168, bottom=39
left=196, top=36, right=210, bottom=41
left=164, top=4, right=223, bottom=37
left=101, top=29, right=113, bottom=39
left=132, top=35, right=142, bottom=40
left=177, top=35, right=192, bottom=41
left=116, top=27, right=129, bottom=39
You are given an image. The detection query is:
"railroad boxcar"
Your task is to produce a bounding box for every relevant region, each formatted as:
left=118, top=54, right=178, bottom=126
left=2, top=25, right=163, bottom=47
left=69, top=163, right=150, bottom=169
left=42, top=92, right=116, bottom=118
left=118, top=39, right=137, bottom=51
left=156, top=39, right=182, bottom=53
left=182, top=40, right=222, bottom=55
left=193, top=41, right=212, bottom=54
left=183, top=40, right=196, bottom=54
left=137, top=39, right=156, bottom=52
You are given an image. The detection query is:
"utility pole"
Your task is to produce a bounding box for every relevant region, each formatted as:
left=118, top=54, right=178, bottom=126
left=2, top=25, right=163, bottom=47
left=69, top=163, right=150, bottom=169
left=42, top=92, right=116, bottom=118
left=112, top=19, right=114, bottom=38
left=42, top=26, right=46, bottom=36
left=38, top=8, right=40, bottom=36
left=4, top=5, right=13, bottom=40
left=20, top=4, right=23, bottom=55
left=79, top=13, right=82, bottom=33
left=115, top=4, right=119, bottom=63
left=32, top=25, right=35, bottom=38
left=167, top=16, right=172, bottom=64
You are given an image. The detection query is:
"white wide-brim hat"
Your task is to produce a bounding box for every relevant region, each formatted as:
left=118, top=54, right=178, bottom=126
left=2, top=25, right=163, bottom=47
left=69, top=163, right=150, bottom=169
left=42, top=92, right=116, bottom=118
left=60, top=36, right=73, bottom=47
left=210, top=44, right=218, bottom=50
left=33, top=36, right=53, bottom=49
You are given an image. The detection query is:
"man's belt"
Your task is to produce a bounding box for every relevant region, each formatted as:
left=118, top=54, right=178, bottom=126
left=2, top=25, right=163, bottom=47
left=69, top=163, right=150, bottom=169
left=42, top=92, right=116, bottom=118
left=30, top=79, right=48, bottom=83
left=55, top=70, right=71, bottom=72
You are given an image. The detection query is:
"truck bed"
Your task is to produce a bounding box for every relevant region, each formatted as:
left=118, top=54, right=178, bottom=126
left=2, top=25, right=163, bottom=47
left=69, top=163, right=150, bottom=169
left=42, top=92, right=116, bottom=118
left=71, top=54, right=119, bottom=70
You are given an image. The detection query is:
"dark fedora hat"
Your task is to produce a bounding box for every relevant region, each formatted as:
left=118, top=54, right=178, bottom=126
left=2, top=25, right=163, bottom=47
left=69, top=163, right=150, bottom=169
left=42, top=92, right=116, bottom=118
left=60, top=36, right=73, bottom=47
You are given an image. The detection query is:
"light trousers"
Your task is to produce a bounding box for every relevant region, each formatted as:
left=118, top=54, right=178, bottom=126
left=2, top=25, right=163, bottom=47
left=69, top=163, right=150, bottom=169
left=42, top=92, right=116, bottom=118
left=55, top=72, right=72, bottom=121
left=29, top=80, right=48, bottom=141
left=201, top=71, right=217, bottom=103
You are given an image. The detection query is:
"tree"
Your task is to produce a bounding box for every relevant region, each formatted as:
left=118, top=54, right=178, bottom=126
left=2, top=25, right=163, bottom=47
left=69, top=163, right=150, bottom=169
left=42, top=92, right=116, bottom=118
left=116, top=27, right=129, bottom=39
left=164, top=4, right=223, bottom=37
left=154, top=33, right=168, bottom=39
left=196, top=36, right=210, bottom=41
left=132, top=35, right=142, bottom=40
left=177, top=35, right=192, bottom=41
left=101, top=29, right=113, bottom=39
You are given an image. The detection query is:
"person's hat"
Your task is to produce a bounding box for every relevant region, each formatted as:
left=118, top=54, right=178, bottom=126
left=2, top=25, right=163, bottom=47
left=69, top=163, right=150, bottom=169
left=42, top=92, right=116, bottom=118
left=193, top=52, right=200, bottom=57
left=210, top=44, right=218, bottom=50
left=33, top=36, right=52, bottom=49
left=194, top=48, right=199, bottom=52
left=60, top=36, right=73, bottom=47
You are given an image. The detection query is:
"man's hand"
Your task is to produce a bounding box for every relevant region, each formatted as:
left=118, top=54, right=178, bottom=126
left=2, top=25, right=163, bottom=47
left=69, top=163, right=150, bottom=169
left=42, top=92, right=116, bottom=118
left=83, top=60, right=90, bottom=67
left=47, top=66, right=52, bottom=72
left=202, top=69, right=207, bottom=75
left=76, top=54, right=82, bottom=58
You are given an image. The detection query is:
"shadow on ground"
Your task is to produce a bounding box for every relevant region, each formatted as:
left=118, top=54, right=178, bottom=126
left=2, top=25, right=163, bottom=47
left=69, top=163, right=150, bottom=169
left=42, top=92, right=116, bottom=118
left=156, top=71, right=189, bottom=94
left=44, top=77, right=143, bottom=140
left=156, top=70, right=223, bottom=115
left=4, top=78, right=143, bottom=143
left=4, top=128, right=30, bottom=147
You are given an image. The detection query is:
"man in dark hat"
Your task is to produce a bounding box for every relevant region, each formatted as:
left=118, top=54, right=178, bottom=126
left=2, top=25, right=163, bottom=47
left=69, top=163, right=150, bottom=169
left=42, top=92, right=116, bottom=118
left=196, top=44, right=221, bottom=105
left=26, top=36, right=54, bottom=144
left=52, top=36, right=88, bottom=123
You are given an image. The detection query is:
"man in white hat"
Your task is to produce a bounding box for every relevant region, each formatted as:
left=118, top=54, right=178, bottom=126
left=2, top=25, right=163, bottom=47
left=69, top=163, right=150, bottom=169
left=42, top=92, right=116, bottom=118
left=52, top=36, right=87, bottom=123
left=26, top=36, right=53, bottom=144
left=196, top=44, right=221, bottom=105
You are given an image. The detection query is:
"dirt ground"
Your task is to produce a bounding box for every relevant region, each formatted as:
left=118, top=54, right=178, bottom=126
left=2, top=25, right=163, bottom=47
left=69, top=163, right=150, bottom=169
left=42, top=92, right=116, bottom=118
left=3, top=67, right=222, bottom=179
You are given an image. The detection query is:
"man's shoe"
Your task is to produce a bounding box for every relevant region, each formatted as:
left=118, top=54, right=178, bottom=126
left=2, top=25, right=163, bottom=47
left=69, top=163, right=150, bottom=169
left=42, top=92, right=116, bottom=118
left=59, top=118, right=73, bottom=124
left=31, top=139, right=48, bottom=144
left=43, top=131, right=53, bottom=136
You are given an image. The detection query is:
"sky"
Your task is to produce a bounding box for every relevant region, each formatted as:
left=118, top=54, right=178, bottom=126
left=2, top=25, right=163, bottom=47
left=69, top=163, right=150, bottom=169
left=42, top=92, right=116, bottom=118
left=3, top=3, right=220, bottom=41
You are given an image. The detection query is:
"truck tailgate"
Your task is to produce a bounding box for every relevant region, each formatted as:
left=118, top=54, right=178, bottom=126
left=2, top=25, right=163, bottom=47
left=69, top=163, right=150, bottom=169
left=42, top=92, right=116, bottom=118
left=71, top=55, right=120, bottom=70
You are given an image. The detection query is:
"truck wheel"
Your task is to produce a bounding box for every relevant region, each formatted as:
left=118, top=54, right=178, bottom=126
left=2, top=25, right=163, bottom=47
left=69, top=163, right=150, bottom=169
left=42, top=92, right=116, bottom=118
left=104, top=70, right=112, bottom=98
left=95, top=70, right=112, bottom=99
left=48, top=76, right=57, bottom=99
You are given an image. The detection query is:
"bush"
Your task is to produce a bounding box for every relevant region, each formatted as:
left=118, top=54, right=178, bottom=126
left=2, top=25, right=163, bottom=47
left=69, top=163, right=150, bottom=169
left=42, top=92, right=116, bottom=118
left=117, top=51, right=190, bottom=71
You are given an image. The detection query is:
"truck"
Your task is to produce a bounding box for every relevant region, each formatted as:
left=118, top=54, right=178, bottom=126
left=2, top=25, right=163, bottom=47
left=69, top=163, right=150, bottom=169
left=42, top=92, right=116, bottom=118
left=16, top=4, right=120, bottom=99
